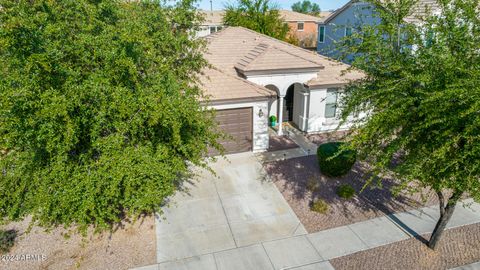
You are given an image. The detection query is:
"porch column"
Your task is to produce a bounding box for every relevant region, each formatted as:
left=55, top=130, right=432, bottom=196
left=278, top=95, right=284, bottom=135
left=301, top=91, right=309, bottom=131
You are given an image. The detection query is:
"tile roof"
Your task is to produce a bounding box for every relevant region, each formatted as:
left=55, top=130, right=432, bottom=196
left=200, top=10, right=225, bottom=25
left=307, top=62, right=365, bottom=87
left=404, top=0, right=442, bottom=23
left=278, top=10, right=331, bottom=22
left=203, top=27, right=363, bottom=89
left=234, top=43, right=322, bottom=73
left=199, top=67, right=275, bottom=102
left=323, top=0, right=442, bottom=24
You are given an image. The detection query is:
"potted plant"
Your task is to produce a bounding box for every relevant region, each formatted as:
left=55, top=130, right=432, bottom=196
left=269, top=115, right=277, bottom=127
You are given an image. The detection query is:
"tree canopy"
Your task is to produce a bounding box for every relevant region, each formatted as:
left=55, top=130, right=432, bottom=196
left=291, top=0, right=321, bottom=16
left=340, top=0, right=480, bottom=249
left=0, top=0, right=221, bottom=231
left=223, top=0, right=290, bottom=40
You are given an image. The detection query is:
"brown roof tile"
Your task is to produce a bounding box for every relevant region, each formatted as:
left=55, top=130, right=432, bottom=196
left=199, top=67, right=275, bottom=102
left=279, top=10, right=331, bottom=22
left=234, top=43, right=322, bottom=73
left=203, top=27, right=363, bottom=88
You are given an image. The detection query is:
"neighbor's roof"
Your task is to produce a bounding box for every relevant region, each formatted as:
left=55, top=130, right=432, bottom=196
left=279, top=10, right=331, bottom=23
left=200, top=10, right=225, bottom=25
left=404, top=0, right=442, bottom=23
left=200, top=10, right=332, bottom=25
left=204, top=27, right=363, bottom=88
left=199, top=67, right=275, bottom=102
left=322, top=0, right=441, bottom=24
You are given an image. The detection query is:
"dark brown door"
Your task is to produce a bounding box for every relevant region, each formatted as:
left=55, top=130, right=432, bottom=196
left=283, top=85, right=294, bottom=122
left=215, top=107, right=253, bottom=154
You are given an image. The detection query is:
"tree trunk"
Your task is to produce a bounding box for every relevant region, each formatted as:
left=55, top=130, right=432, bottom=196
left=428, top=190, right=463, bottom=250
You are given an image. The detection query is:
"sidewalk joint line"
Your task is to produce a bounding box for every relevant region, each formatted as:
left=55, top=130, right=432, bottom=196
left=212, top=175, right=238, bottom=248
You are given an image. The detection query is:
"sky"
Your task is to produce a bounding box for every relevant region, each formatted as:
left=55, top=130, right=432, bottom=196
left=196, top=0, right=350, bottom=12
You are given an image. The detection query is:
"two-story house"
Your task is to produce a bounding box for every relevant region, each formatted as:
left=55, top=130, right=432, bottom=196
left=279, top=10, right=331, bottom=49
left=317, top=0, right=441, bottom=60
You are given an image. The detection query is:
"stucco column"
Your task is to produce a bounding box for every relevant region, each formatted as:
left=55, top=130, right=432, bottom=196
left=301, top=91, right=309, bottom=131
left=278, top=95, right=285, bottom=136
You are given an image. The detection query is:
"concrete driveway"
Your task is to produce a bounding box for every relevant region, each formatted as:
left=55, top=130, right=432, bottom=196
left=155, top=152, right=306, bottom=264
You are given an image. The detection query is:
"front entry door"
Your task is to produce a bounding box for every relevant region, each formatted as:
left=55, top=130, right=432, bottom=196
left=282, top=85, right=294, bottom=122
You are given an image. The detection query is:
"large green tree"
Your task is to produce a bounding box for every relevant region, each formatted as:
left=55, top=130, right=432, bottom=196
left=340, top=0, right=480, bottom=249
left=291, top=0, right=321, bottom=16
left=0, top=0, right=221, bottom=231
left=223, top=0, right=290, bottom=40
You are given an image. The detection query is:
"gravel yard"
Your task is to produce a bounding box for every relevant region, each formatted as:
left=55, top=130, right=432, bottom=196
left=330, top=223, right=480, bottom=270
left=1, top=216, right=156, bottom=270
left=264, top=155, right=438, bottom=232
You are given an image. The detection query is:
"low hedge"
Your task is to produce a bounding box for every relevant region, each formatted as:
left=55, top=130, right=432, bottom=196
left=317, top=142, right=356, bottom=177
left=337, top=184, right=356, bottom=199
left=0, top=229, right=16, bottom=254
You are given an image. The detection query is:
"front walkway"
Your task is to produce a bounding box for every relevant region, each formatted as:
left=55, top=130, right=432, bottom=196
left=260, top=126, right=318, bottom=163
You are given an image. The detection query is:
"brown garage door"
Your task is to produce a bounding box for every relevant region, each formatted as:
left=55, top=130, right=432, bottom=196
left=216, top=107, right=253, bottom=154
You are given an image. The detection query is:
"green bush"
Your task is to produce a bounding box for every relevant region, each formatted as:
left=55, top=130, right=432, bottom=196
left=310, top=199, right=329, bottom=214
left=317, top=142, right=356, bottom=177
left=306, top=177, right=320, bottom=193
left=0, top=229, right=16, bottom=254
left=337, top=184, right=356, bottom=199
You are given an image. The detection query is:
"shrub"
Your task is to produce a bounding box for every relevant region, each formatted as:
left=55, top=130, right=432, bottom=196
left=310, top=199, right=328, bottom=214
left=0, top=229, right=16, bottom=254
left=337, top=184, right=356, bottom=199
left=306, top=177, right=320, bottom=193
left=317, top=142, right=356, bottom=177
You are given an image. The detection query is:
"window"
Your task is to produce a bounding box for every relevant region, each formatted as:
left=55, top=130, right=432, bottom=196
left=318, top=26, right=325, bottom=43
left=325, top=89, right=338, bottom=118
left=217, top=26, right=223, bottom=31
left=210, top=26, right=217, bottom=33
left=345, top=27, right=353, bottom=37
left=297, top=22, right=304, bottom=31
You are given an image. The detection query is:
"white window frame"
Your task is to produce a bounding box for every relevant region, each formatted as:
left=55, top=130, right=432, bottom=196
left=297, top=22, right=305, bottom=31
left=318, top=25, right=325, bottom=43
left=345, top=26, right=353, bottom=37
left=325, top=88, right=339, bottom=118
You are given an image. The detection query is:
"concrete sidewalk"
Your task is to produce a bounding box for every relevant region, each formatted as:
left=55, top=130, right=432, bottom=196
left=134, top=198, right=480, bottom=270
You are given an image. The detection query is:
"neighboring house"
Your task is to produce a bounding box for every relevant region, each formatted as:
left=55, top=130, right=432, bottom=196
left=197, top=10, right=225, bottom=37
left=199, top=27, right=363, bottom=154
left=197, top=9, right=333, bottom=47
left=279, top=10, right=331, bottom=49
left=316, top=0, right=441, bottom=59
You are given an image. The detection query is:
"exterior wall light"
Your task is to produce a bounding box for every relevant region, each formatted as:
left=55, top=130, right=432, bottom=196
left=258, top=109, right=264, bottom=118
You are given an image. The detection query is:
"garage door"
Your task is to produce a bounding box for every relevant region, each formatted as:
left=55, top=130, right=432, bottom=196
left=216, top=107, right=253, bottom=154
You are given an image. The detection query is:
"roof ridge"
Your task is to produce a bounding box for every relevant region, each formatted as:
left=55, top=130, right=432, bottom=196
left=269, top=45, right=325, bottom=68
left=237, top=43, right=271, bottom=70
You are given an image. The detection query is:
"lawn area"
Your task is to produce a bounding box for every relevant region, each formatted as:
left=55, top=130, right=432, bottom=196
left=264, top=155, right=439, bottom=233
left=0, top=216, right=156, bottom=270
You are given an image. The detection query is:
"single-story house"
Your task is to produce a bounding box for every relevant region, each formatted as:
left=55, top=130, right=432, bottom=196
left=200, top=26, right=363, bottom=154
